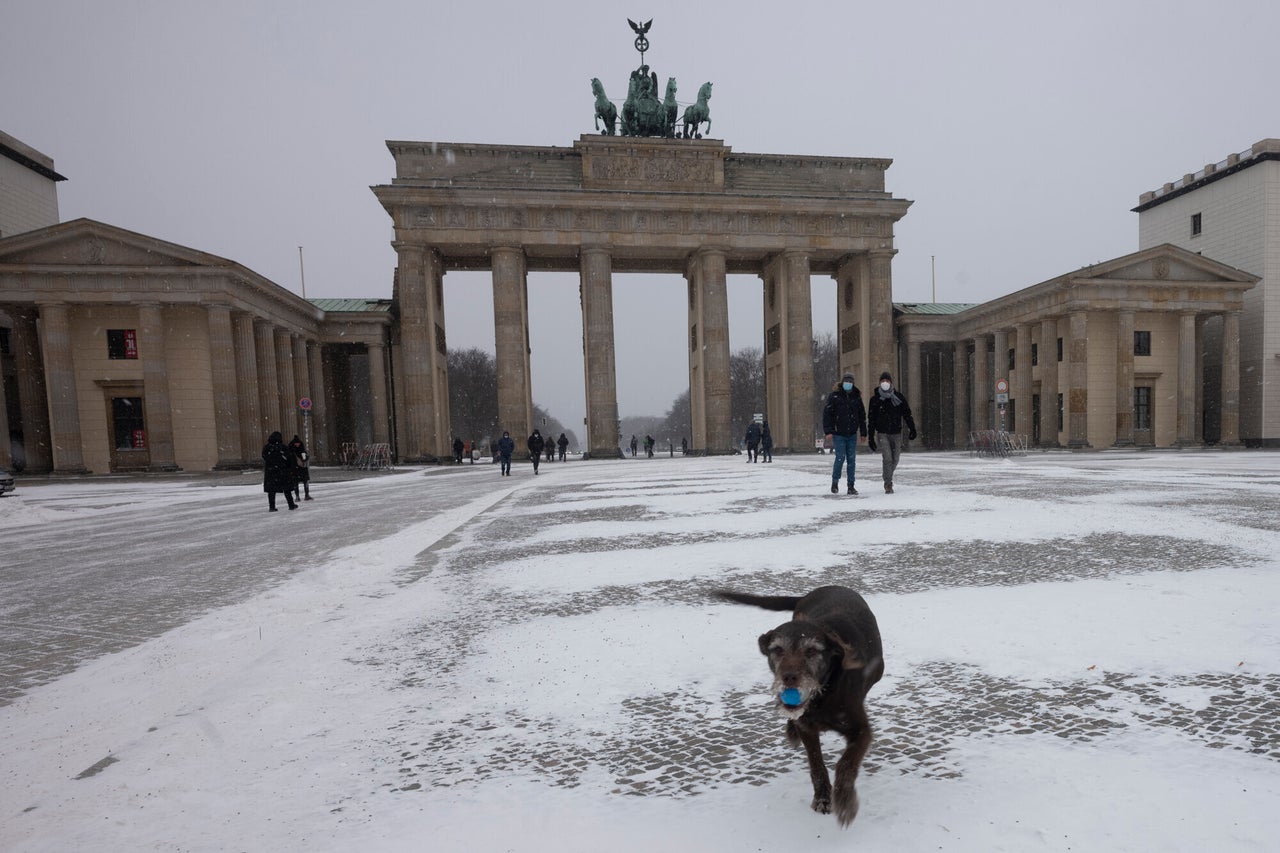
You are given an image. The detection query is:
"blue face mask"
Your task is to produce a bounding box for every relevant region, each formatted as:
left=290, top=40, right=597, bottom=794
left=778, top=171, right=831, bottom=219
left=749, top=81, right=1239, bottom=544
left=842, top=382, right=853, bottom=392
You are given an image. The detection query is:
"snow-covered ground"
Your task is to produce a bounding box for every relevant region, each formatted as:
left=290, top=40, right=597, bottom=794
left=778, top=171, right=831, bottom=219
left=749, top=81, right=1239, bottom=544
left=2, top=450, right=1278, bottom=852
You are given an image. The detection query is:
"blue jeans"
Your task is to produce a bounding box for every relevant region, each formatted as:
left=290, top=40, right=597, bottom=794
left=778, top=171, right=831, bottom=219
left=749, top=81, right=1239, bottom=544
left=831, top=434, right=857, bottom=485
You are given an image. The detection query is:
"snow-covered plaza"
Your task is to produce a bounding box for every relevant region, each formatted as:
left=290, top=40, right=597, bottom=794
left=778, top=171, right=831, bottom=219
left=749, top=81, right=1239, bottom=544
left=2, top=450, right=1278, bottom=852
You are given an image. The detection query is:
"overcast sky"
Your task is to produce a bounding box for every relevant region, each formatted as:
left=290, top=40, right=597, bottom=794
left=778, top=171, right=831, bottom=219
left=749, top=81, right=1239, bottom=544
left=3, top=0, right=1275, bottom=430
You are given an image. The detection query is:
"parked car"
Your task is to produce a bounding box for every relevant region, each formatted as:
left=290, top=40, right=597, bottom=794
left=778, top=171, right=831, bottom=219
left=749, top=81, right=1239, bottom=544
left=0, top=469, right=14, bottom=496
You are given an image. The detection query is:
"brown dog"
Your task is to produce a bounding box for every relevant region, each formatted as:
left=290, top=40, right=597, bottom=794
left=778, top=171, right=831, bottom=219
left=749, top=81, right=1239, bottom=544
left=715, top=585, right=884, bottom=826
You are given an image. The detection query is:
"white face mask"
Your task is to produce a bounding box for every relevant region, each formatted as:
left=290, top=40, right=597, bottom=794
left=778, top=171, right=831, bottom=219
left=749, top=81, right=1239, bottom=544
left=880, top=381, right=892, bottom=392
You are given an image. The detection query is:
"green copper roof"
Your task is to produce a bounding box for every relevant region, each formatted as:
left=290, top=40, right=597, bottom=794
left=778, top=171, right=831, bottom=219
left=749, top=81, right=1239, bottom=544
left=307, top=298, right=392, bottom=313
left=894, top=302, right=977, bottom=316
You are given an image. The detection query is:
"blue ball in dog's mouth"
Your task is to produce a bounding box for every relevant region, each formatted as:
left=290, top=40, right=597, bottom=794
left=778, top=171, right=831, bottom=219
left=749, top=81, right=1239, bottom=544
left=779, top=688, right=804, bottom=707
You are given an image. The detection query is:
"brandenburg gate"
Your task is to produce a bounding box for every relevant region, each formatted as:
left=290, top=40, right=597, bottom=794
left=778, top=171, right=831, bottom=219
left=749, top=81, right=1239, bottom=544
left=373, top=135, right=910, bottom=459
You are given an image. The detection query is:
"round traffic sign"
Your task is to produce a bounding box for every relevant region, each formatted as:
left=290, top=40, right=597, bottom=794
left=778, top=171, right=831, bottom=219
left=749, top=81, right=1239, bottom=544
left=995, top=379, right=1009, bottom=394
left=299, top=397, right=313, bottom=410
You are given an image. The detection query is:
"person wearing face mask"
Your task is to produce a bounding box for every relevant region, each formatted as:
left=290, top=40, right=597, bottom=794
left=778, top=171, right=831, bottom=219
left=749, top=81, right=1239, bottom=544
left=822, top=372, right=868, bottom=495
left=867, top=371, right=917, bottom=494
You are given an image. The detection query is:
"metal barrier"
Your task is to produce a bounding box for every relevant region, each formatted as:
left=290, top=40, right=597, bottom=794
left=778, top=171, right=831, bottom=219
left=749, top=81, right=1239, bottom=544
left=354, top=443, right=393, bottom=470
left=968, top=430, right=1028, bottom=458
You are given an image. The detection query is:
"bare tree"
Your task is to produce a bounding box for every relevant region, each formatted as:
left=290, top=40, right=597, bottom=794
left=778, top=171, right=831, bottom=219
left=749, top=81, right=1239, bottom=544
left=447, top=348, right=499, bottom=448
left=730, top=346, right=766, bottom=439
left=812, top=332, right=839, bottom=429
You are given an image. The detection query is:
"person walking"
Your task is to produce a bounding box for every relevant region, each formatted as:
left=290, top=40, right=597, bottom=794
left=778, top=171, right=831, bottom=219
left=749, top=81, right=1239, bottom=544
left=744, top=420, right=761, bottom=462
left=262, top=431, right=297, bottom=512
left=557, top=432, right=569, bottom=461
left=452, top=436, right=464, bottom=464
left=681, top=437, right=688, bottom=455
left=528, top=429, right=545, bottom=474
left=545, top=439, right=555, bottom=463
left=497, top=431, right=515, bottom=476
left=822, top=372, right=867, bottom=495
left=469, top=438, right=477, bottom=464
left=761, top=421, right=773, bottom=462
left=644, top=434, right=655, bottom=458
left=867, top=371, right=918, bottom=494
left=630, top=435, right=639, bottom=457
left=286, top=434, right=312, bottom=502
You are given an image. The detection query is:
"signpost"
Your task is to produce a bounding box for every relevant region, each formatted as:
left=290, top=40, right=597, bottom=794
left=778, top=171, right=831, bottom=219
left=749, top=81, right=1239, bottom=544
left=299, top=397, right=313, bottom=461
left=994, top=380, right=1009, bottom=431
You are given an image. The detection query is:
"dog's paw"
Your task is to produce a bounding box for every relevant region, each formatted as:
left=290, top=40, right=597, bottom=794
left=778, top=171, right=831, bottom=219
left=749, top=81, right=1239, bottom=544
left=785, top=721, right=801, bottom=747
left=811, top=794, right=832, bottom=815
left=832, top=787, right=860, bottom=827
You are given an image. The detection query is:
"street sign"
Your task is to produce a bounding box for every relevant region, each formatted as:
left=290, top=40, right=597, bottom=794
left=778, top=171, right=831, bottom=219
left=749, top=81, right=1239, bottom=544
left=299, top=397, right=313, bottom=411
left=996, top=392, right=1009, bottom=403
left=995, top=379, right=1009, bottom=394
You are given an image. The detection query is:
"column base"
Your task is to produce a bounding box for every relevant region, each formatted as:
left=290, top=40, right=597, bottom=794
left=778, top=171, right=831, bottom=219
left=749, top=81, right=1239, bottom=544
left=50, top=466, right=91, bottom=476
left=146, top=464, right=183, bottom=473
left=582, top=448, right=625, bottom=460
left=1112, top=440, right=1135, bottom=448
left=1066, top=440, right=1093, bottom=450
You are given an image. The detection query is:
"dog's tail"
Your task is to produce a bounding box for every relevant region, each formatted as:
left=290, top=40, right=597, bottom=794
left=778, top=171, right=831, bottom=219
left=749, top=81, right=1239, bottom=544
left=712, top=590, right=802, bottom=612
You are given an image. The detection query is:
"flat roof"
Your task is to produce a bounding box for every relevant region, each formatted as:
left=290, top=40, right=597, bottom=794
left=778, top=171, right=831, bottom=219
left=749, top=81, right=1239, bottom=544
left=1134, top=139, right=1279, bottom=212
left=0, top=129, right=67, bottom=182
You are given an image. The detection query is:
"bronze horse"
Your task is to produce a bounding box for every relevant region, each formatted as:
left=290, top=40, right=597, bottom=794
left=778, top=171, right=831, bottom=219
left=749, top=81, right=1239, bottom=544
left=682, top=81, right=712, bottom=139
left=591, top=78, right=617, bottom=136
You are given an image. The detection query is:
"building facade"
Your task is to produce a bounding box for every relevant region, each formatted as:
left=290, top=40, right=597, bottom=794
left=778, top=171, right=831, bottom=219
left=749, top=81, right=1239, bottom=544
left=0, top=130, right=63, bottom=241
left=1134, top=138, right=1280, bottom=446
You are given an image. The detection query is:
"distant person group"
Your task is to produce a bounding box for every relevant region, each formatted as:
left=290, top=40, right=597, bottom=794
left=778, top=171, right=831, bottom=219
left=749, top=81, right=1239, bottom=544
left=486, top=430, right=570, bottom=476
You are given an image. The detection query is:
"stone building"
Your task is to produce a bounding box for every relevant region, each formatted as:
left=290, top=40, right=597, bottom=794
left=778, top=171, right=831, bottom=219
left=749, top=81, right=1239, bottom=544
left=0, top=130, right=63, bottom=239
left=1134, top=139, right=1280, bottom=447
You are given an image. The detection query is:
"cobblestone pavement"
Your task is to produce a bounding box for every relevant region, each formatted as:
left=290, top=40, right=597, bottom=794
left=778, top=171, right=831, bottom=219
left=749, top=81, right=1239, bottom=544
left=348, top=451, right=1280, bottom=800
left=4, top=451, right=1278, bottom=808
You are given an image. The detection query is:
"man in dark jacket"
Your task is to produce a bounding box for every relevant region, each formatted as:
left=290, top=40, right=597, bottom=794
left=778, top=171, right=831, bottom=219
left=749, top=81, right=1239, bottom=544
left=452, top=436, right=464, bottom=464
left=744, top=421, right=762, bottom=462
left=528, top=429, right=545, bottom=474
left=760, top=421, right=773, bottom=462
left=867, top=371, right=917, bottom=494
left=822, top=372, right=867, bottom=495
left=557, top=432, right=569, bottom=461
left=262, top=431, right=297, bottom=512
left=497, top=431, right=515, bottom=476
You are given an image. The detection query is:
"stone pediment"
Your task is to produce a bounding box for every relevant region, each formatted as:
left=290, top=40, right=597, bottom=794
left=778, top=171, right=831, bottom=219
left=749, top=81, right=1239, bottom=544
left=1088, top=245, right=1255, bottom=285
left=0, top=218, right=224, bottom=269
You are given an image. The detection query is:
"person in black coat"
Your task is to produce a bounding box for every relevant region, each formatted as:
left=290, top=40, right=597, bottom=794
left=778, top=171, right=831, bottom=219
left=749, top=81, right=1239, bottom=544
left=557, top=432, right=569, bottom=461
left=262, top=431, right=297, bottom=511
left=822, top=372, right=868, bottom=495
left=761, top=421, right=773, bottom=462
left=744, top=421, right=762, bottom=462
left=287, top=434, right=312, bottom=501
left=867, top=371, right=917, bottom=494
left=528, top=429, right=545, bottom=474
left=452, top=436, right=465, bottom=464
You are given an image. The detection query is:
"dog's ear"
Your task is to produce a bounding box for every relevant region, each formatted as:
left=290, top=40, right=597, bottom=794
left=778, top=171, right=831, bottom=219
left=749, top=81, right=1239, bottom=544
left=826, top=633, right=868, bottom=671
left=757, top=630, right=775, bottom=656
left=861, top=655, right=885, bottom=687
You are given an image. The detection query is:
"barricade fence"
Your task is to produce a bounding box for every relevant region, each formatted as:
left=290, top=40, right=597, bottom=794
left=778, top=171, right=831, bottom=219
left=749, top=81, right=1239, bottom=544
left=968, top=430, right=1029, bottom=458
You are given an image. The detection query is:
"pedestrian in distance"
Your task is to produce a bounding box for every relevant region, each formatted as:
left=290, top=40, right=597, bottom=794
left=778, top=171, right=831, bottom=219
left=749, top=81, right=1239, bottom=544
left=497, top=431, right=515, bottom=476
left=761, top=421, right=773, bottom=462
left=545, top=439, right=555, bottom=463
left=681, top=436, right=688, bottom=455
left=452, top=436, right=464, bottom=464
left=469, top=438, right=477, bottom=464
left=745, top=421, right=762, bottom=462
left=630, top=434, right=639, bottom=457
left=645, top=434, right=655, bottom=458
left=822, top=372, right=867, bottom=495
left=557, top=432, right=569, bottom=461
left=262, top=431, right=297, bottom=512
left=528, top=429, right=545, bottom=474
left=867, top=371, right=918, bottom=494
left=287, top=434, right=312, bottom=502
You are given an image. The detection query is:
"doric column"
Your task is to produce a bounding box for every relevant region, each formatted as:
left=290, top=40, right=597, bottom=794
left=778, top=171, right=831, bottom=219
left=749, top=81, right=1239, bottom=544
left=992, top=327, right=1009, bottom=432
left=393, top=243, right=448, bottom=461
left=36, top=302, right=88, bottom=473
left=1039, top=318, right=1060, bottom=447
left=866, top=250, right=896, bottom=381
left=13, top=309, right=53, bottom=472
left=1113, top=310, right=1135, bottom=447
left=0, top=321, right=10, bottom=468
left=291, top=333, right=309, bottom=437
left=306, top=340, right=329, bottom=462
left=254, top=320, right=280, bottom=438
left=952, top=340, right=969, bottom=447
left=782, top=251, right=815, bottom=453
left=206, top=303, right=242, bottom=467
left=137, top=303, right=179, bottom=471
left=905, top=337, right=922, bottom=444
left=367, top=340, right=390, bottom=445
left=687, top=247, right=731, bottom=453
left=1220, top=311, right=1241, bottom=446
left=580, top=246, right=621, bottom=457
left=274, top=329, right=297, bottom=440
left=1175, top=310, right=1198, bottom=446
left=1013, top=323, right=1033, bottom=439
left=1066, top=310, right=1091, bottom=448
left=233, top=312, right=262, bottom=463
left=492, top=246, right=533, bottom=445
left=972, top=334, right=990, bottom=431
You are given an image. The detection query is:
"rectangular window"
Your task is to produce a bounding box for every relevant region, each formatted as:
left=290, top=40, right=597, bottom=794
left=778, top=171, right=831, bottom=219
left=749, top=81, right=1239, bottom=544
left=1191, top=213, right=1202, bottom=236
left=111, top=396, right=146, bottom=449
left=1057, top=393, right=1064, bottom=432
left=1031, top=343, right=1038, bottom=367
left=1057, top=337, right=1063, bottom=362
left=1134, top=330, right=1152, bottom=357
left=107, top=329, right=138, bottom=359
left=1008, top=348, right=1015, bottom=371
left=1134, top=386, right=1152, bottom=431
